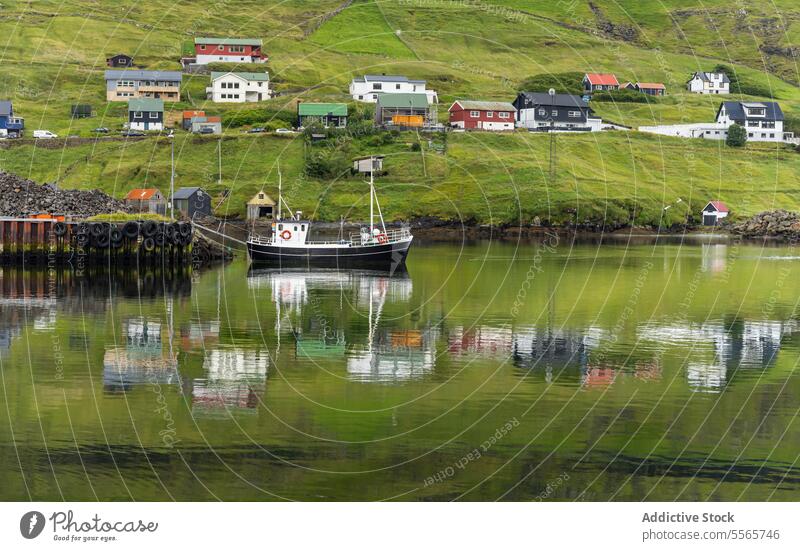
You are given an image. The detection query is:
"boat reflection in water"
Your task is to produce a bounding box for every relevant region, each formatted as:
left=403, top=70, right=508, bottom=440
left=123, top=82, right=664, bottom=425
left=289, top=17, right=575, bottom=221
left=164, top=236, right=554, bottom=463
left=247, top=267, right=435, bottom=382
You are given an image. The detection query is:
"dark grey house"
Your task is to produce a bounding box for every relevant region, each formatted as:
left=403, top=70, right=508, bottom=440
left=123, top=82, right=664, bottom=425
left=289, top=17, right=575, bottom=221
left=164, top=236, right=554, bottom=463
left=171, top=187, right=212, bottom=219
left=128, top=98, right=163, bottom=131
left=512, top=92, right=602, bottom=131
left=106, top=54, right=133, bottom=68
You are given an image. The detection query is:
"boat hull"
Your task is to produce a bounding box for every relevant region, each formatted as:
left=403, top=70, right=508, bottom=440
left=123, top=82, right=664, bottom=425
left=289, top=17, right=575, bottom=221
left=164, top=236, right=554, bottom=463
left=247, top=237, right=413, bottom=270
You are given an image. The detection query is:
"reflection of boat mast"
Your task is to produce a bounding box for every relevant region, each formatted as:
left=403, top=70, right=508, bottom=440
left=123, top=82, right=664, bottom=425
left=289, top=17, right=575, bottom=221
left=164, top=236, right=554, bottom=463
left=365, top=275, right=388, bottom=371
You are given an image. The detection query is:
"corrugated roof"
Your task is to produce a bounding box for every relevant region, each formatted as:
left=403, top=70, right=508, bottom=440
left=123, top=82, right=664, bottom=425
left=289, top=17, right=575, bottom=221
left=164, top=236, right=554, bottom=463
left=376, top=93, right=429, bottom=109
left=247, top=191, right=276, bottom=205
left=128, top=98, right=164, bottom=112
left=585, top=73, right=619, bottom=86
left=183, top=110, right=205, bottom=119
left=637, top=82, right=665, bottom=89
left=450, top=100, right=516, bottom=112
left=691, top=72, right=730, bottom=83
left=705, top=201, right=729, bottom=213
left=298, top=103, right=348, bottom=116
left=172, top=187, right=202, bottom=200
left=195, top=37, right=262, bottom=46
left=0, top=100, right=12, bottom=116
left=210, top=71, right=269, bottom=82
left=719, top=101, right=784, bottom=121
left=516, top=92, right=589, bottom=109
left=125, top=188, right=161, bottom=200
left=355, top=74, right=426, bottom=84
left=105, top=69, right=182, bottom=81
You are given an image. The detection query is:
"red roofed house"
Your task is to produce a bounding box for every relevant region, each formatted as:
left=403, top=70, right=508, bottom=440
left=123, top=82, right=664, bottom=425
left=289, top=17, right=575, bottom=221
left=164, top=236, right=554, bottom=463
left=635, top=82, right=666, bottom=96
left=701, top=201, right=729, bottom=226
left=125, top=188, right=167, bottom=215
left=194, top=38, right=265, bottom=65
left=583, top=73, right=620, bottom=92
left=448, top=100, right=516, bottom=131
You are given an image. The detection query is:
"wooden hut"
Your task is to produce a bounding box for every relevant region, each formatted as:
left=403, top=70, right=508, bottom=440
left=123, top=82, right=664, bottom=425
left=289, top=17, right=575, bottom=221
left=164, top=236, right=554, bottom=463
left=246, top=191, right=276, bottom=220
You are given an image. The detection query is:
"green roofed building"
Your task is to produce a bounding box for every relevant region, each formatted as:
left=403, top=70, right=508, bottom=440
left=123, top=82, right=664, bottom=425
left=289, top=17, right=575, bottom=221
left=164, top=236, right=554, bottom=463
left=128, top=98, right=164, bottom=131
left=374, top=93, right=433, bottom=128
left=297, top=103, right=348, bottom=128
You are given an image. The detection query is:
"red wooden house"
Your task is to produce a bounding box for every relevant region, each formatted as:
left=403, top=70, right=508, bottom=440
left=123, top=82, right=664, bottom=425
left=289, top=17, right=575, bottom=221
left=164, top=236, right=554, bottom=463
left=448, top=100, right=516, bottom=131
left=582, top=73, right=620, bottom=92
left=193, top=38, right=266, bottom=65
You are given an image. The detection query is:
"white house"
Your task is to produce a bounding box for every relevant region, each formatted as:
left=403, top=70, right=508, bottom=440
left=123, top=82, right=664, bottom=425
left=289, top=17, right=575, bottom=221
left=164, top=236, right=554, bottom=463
left=207, top=72, right=270, bottom=103
left=687, top=72, right=730, bottom=94
left=350, top=75, right=437, bottom=104
left=701, top=201, right=729, bottom=226
left=715, top=101, right=788, bottom=142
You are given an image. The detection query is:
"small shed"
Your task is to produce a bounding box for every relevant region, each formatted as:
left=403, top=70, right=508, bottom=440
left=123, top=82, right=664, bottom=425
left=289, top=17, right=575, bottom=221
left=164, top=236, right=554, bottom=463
left=107, top=54, right=133, bottom=68
left=246, top=191, right=276, bottom=220
left=352, top=155, right=385, bottom=174
left=701, top=201, right=729, bottom=226
left=182, top=110, right=205, bottom=130
left=190, top=116, right=222, bottom=134
left=171, top=187, right=212, bottom=219
left=125, top=188, right=167, bottom=215
left=70, top=104, right=93, bottom=119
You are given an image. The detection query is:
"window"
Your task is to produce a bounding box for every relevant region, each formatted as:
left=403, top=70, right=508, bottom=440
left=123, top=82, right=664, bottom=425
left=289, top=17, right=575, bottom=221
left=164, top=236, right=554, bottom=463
left=538, top=108, right=546, bottom=116
left=149, top=112, right=158, bottom=119
left=568, top=111, right=581, bottom=118
left=358, top=95, right=363, bottom=100
left=552, top=110, right=558, bottom=116
left=470, top=111, right=480, bottom=118
left=748, top=132, right=753, bottom=137
left=301, top=225, right=305, bottom=231
left=372, top=83, right=382, bottom=90
left=395, top=84, right=401, bottom=90
left=294, top=226, right=298, bottom=232
left=200, top=45, right=206, bottom=50
left=278, top=224, right=283, bottom=231
left=486, top=111, right=494, bottom=118
left=770, top=133, right=775, bottom=138
left=133, top=111, right=143, bottom=119
left=499, top=112, right=509, bottom=119
left=762, top=121, right=775, bottom=128
left=229, top=46, right=244, bottom=53
left=747, top=120, right=759, bottom=127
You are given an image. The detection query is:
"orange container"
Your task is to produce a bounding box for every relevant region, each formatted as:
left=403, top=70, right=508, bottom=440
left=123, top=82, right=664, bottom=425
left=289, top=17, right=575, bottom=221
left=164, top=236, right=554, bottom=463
left=392, top=115, right=423, bottom=127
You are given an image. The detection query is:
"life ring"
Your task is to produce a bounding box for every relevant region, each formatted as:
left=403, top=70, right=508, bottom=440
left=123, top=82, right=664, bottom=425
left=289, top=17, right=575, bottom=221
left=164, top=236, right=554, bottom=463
left=280, top=230, right=292, bottom=240
left=376, top=233, right=388, bottom=244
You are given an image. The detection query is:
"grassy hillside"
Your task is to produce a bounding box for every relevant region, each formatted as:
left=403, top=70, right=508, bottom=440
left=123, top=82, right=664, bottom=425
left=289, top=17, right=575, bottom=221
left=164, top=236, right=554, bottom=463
left=1, top=0, right=800, bottom=225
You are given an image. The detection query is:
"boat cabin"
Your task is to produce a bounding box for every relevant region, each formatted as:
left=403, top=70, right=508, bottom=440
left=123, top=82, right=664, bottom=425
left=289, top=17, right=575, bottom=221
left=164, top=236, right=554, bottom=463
left=272, top=214, right=310, bottom=245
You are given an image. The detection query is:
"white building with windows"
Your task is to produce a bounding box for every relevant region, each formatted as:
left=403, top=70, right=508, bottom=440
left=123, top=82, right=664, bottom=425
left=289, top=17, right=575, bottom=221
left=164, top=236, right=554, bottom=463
left=686, top=72, right=730, bottom=94
left=207, top=72, right=270, bottom=103
left=350, top=75, right=437, bottom=104
left=639, top=101, right=794, bottom=143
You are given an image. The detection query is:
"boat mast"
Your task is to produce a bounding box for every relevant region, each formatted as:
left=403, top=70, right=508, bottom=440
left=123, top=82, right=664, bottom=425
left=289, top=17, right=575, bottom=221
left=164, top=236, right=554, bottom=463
left=277, top=169, right=282, bottom=221
left=369, top=159, right=374, bottom=235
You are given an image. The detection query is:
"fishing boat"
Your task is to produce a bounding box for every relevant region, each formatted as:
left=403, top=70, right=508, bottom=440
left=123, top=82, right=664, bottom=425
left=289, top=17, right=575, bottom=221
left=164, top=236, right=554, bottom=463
left=246, top=162, right=413, bottom=270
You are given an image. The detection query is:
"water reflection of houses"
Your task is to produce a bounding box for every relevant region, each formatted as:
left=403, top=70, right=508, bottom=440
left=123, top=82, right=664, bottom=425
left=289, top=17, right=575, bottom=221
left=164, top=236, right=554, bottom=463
left=103, top=318, right=178, bottom=392
left=639, top=319, right=797, bottom=392
left=191, top=348, right=269, bottom=415
left=511, top=326, right=600, bottom=384
left=347, top=326, right=437, bottom=382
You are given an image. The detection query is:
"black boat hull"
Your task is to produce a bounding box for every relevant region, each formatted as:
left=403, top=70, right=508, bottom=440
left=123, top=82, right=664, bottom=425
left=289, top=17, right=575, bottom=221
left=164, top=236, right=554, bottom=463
left=247, top=238, right=412, bottom=270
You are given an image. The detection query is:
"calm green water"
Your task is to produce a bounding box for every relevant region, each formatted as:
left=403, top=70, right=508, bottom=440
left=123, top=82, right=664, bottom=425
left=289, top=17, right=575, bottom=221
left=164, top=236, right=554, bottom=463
left=2, top=236, right=800, bottom=501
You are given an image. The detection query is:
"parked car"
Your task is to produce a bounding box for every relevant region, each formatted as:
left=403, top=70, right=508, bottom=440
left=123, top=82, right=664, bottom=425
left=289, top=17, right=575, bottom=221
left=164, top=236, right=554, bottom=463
left=120, top=130, right=145, bottom=137
left=248, top=127, right=266, bottom=133
left=275, top=128, right=297, bottom=134
left=92, top=127, right=109, bottom=133
left=198, top=127, right=215, bottom=134
left=33, top=130, right=58, bottom=139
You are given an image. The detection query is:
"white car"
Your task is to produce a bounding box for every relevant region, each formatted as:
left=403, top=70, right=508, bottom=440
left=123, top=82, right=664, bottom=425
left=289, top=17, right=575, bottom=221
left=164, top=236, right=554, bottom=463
left=274, top=128, right=297, bottom=134
left=33, top=130, right=58, bottom=139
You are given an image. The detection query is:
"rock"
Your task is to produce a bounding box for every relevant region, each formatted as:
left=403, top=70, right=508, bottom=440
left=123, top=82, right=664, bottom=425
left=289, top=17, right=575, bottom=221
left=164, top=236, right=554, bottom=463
left=0, top=170, right=131, bottom=218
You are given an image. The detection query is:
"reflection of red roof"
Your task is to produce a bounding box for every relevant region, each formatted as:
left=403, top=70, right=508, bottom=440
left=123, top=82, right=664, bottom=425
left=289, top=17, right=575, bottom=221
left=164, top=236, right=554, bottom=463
left=637, top=82, right=665, bottom=90
left=706, top=200, right=729, bottom=213
left=125, top=188, right=160, bottom=200
left=585, top=73, right=619, bottom=85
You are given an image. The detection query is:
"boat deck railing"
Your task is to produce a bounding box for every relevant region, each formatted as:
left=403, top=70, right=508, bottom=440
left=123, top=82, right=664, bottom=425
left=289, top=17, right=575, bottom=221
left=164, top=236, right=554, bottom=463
left=249, top=226, right=412, bottom=247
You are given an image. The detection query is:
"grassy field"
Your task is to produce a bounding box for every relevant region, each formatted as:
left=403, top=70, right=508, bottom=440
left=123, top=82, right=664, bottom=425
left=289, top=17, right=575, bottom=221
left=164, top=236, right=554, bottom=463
left=1, top=0, right=800, bottom=225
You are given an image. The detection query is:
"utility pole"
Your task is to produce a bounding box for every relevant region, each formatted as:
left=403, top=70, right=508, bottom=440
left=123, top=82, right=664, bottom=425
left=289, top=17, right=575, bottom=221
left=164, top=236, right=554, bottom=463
left=548, top=88, right=557, bottom=187
left=169, top=131, right=175, bottom=220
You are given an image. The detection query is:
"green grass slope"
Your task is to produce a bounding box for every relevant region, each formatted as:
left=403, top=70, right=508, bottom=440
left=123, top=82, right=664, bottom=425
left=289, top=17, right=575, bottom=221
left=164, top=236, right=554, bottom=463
left=0, top=0, right=799, bottom=225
